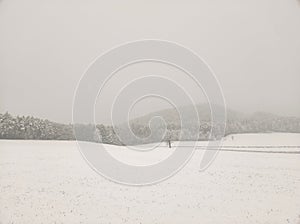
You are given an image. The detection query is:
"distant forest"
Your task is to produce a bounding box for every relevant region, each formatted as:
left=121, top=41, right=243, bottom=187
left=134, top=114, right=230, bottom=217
left=1, top=109, right=300, bottom=145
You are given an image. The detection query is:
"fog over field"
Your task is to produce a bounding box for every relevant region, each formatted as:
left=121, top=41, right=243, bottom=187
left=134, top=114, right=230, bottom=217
left=0, top=0, right=300, bottom=123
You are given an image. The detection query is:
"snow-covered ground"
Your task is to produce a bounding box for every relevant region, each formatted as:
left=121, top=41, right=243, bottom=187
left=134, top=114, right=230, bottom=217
left=0, top=133, right=300, bottom=224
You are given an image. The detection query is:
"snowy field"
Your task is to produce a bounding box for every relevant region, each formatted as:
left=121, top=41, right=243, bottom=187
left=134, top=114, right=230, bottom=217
left=0, top=133, right=300, bottom=224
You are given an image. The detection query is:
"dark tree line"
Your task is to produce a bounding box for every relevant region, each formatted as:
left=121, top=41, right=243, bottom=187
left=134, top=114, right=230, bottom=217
left=0, top=112, right=73, bottom=140
left=1, top=112, right=300, bottom=145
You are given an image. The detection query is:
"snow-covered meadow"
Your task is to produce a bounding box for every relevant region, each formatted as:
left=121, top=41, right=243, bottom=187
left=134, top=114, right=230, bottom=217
left=0, top=133, right=300, bottom=224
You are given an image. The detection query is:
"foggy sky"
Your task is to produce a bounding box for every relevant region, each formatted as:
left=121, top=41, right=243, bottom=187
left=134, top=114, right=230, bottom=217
left=0, top=0, right=300, bottom=124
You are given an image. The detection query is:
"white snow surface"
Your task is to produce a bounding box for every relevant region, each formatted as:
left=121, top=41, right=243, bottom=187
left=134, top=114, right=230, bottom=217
left=0, top=133, right=300, bottom=224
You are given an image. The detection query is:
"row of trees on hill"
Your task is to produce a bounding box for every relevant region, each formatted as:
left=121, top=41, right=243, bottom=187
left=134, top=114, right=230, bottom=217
left=0, top=112, right=73, bottom=140
left=1, top=112, right=300, bottom=145
left=0, top=113, right=127, bottom=145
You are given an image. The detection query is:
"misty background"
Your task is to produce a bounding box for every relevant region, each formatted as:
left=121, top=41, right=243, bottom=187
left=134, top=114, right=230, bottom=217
left=0, top=0, right=300, bottom=125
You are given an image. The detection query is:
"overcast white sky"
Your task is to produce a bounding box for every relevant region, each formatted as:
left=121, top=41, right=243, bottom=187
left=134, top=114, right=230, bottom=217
left=0, top=0, right=300, bottom=124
